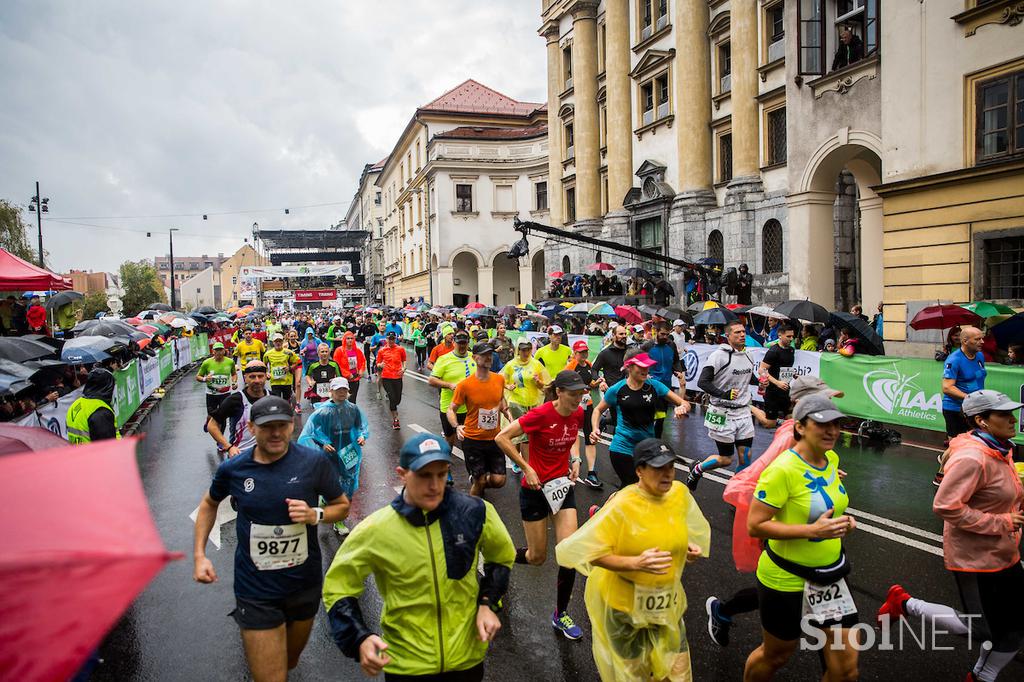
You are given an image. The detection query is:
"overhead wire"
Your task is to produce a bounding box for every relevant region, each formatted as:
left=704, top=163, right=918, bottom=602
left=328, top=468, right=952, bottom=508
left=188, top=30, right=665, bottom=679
left=48, top=199, right=352, bottom=222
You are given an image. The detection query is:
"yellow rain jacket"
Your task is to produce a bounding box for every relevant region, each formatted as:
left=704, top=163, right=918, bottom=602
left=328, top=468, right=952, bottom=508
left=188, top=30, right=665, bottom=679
left=556, top=481, right=710, bottom=682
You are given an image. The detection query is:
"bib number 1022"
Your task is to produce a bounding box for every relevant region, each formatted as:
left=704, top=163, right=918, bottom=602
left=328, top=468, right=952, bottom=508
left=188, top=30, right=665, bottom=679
left=257, top=538, right=301, bottom=556
left=641, top=591, right=678, bottom=611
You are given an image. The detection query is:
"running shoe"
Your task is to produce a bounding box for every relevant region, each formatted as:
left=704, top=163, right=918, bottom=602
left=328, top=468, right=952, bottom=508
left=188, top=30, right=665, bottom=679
left=551, top=611, right=583, bottom=641
left=333, top=522, right=350, bottom=538
left=588, top=504, right=600, bottom=518
left=932, top=472, right=944, bottom=487
left=392, top=417, right=400, bottom=430
left=581, top=472, right=603, bottom=489
left=685, top=465, right=703, bottom=492
left=705, top=596, right=732, bottom=647
left=877, top=584, right=910, bottom=626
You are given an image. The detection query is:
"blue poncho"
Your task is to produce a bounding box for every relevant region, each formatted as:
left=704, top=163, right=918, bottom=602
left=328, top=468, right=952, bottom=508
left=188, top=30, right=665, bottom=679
left=297, top=398, right=369, bottom=498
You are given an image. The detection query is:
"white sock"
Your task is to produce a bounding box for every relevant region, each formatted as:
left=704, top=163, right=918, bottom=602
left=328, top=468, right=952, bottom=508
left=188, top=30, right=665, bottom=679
left=975, top=647, right=1017, bottom=681
left=904, top=598, right=971, bottom=636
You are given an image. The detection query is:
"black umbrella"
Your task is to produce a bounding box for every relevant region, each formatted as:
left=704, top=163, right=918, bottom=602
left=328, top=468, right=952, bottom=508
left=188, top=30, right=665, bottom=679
left=638, top=305, right=662, bottom=318
left=189, top=312, right=212, bottom=323
left=73, top=319, right=148, bottom=342
left=44, top=291, right=84, bottom=310
left=148, top=303, right=172, bottom=311
left=829, top=312, right=885, bottom=356
left=0, top=338, right=57, bottom=363
left=605, top=296, right=638, bottom=307
left=194, top=306, right=219, bottom=315
left=23, top=334, right=64, bottom=351
left=61, top=336, right=124, bottom=364
left=693, top=308, right=739, bottom=326
left=774, top=299, right=831, bottom=324
left=618, top=267, right=651, bottom=279
left=657, top=306, right=688, bottom=321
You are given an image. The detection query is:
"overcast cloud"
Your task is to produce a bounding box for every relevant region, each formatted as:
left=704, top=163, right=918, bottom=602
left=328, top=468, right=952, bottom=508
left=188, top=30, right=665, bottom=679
left=0, top=0, right=546, bottom=274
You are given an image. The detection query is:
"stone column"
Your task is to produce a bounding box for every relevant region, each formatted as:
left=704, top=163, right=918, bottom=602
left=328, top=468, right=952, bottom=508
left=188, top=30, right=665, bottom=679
left=858, top=195, right=884, bottom=314
left=477, top=266, right=494, bottom=308
left=572, top=1, right=602, bottom=222
left=437, top=266, right=454, bottom=306
left=730, top=0, right=760, bottom=184
left=675, top=0, right=714, bottom=202
left=604, top=0, right=632, bottom=212
left=518, top=265, right=534, bottom=304
left=786, top=191, right=836, bottom=301
left=542, top=22, right=563, bottom=226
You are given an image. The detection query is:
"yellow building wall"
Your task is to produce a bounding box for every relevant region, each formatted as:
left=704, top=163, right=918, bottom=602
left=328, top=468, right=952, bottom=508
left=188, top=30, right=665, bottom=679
left=396, top=273, right=430, bottom=304
left=880, top=166, right=1024, bottom=342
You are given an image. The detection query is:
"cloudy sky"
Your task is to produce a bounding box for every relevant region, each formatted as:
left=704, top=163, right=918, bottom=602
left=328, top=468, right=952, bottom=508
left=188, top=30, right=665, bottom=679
left=0, top=0, right=546, bottom=274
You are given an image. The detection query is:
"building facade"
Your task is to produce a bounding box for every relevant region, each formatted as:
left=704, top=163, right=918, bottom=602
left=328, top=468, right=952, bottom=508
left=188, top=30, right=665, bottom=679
left=63, top=269, right=112, bottom=295
left=375, top=80, right=550, bottom=307
left=154, top=253, right=228, bottom=291
left=346, top=158, right=386, bottom=304
left=179, top=266, right=219, bottom=310
left=219, top=244, right=266, bottom=308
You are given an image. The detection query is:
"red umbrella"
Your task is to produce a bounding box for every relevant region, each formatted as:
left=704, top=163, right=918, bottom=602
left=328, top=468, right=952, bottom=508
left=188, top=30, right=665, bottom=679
left=123, top=317, right=142, bottom=325
left=909, top=304, right=981, bottom=331
left=548, top=270, right=565, bottom=278
left=587, top=262, right=615, bottom=271
left=135, top=324, right=160, bottom=335
left=0, top=438, right=181, bottom=681
left=725, top=303, right=745, bottom=310
left=614, top=305, right=643, bottom=324
left=464, top=302, right=485, bottom=311
left=0, top=423, right=68, bottom=456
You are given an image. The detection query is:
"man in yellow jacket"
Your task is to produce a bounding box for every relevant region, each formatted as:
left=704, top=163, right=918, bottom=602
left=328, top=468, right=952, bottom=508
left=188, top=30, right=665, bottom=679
left=66, top=368, right=119, bottom=444
left=323, top=432, right=515, bottom=680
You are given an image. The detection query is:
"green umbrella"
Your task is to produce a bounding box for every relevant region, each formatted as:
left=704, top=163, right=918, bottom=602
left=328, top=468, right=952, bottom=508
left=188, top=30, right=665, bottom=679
left=960, top=301, right=1017, bottom=318
left=517, top=303, right=538, bottom=311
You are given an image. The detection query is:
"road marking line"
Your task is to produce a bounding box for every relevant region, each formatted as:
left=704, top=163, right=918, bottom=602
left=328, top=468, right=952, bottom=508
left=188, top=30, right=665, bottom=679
left=841, top=508, right=944, bottom=543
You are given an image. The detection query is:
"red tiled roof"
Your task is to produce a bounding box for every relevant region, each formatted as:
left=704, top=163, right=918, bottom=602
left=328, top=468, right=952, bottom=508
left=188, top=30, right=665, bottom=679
left=420, top=79, right=543, bottom=116
left=370, top=157, right=387, bottom=171
left=434, top=122, right=547, bottom=140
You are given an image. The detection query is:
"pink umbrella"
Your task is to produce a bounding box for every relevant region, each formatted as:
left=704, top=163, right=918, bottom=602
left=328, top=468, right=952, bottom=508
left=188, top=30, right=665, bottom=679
left=587, top=262, right=615, bottom=271
left=547, top=270, right=565, bottom=278
left=614, top=305, right=643, bottom=324
left=0, top=423, right=68, bottom=456
left=464, top=302, right=485, bottom=311
left=0, top=438, right=181, bottom=682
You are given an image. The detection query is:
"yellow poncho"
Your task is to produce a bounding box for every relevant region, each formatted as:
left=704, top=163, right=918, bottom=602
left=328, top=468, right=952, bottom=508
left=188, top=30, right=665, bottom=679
left=556, top=481, right=711, bottom=682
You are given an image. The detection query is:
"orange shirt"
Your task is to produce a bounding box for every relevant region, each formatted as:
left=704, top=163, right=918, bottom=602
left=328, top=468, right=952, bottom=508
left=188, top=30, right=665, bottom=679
left=450, top=373, right=505, bottom=440
left=429, top=341, right=455, bottom=365
left=375, top=344, right=407, bottom=380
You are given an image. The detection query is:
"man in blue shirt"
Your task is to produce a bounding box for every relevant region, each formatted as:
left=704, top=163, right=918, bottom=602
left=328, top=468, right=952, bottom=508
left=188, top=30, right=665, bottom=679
left=385, top=317, right=404, bottom=339
left=933, top=326, right=986, bottom=486
left=193, top=396, right=350, bottom=681
left=640, top=320, right=684, bottom=437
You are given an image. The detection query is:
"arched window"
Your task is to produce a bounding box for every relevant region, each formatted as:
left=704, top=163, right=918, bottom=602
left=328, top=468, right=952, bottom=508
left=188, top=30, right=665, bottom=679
left=707, top=229, right=724, bottom=264
left=762, top=220, right=783, bottom=273
left=561, top=255, right=571, bottom=273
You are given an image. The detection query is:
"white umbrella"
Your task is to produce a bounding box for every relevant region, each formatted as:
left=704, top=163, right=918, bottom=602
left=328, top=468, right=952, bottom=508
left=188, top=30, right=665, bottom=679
left=745, top=305, right=788, bottom=320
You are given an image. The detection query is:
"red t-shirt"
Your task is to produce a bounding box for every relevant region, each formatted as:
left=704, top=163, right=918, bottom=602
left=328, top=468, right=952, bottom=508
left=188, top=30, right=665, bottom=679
left=517, top=401, right=584, bottom=486
left=376, top=345, right=407, bottom=379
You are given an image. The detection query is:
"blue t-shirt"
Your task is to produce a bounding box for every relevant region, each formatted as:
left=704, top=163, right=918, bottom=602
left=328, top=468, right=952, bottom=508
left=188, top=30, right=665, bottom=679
left=942, top=349, right=986, bottom=411
left=643, top=341, right=677, bottom=386
left=602, top=378, right=670, bottom=455
left=385, top=323, right=403, bottom=338
left=209, top=443, right=344, bottom=599
left=370, top=332, right=387, bottom=352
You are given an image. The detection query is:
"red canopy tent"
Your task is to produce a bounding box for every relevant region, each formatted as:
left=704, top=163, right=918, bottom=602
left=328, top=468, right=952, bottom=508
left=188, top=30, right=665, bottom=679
left=0, top=248, right=72, bottom=291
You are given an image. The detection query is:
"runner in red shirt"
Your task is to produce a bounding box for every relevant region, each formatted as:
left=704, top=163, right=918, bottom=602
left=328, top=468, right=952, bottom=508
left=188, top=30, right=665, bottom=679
left=495, top=370, right=587, bottom=641
left=375, top=332, right=407, bottom=429
left=427, top=325, right=456, bottom=370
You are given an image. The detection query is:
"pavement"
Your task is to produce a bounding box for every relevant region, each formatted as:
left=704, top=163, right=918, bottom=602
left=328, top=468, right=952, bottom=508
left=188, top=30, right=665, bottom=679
left=92, top=355, right=1024, bottom=681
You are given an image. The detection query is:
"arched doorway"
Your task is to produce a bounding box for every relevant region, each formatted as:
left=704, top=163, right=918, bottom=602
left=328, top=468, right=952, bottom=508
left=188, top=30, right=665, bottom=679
left=561, top=255, right=571, bottom=274
left=451, top=251, right=481, bottom=308
left=492, top=251, right=520, bottom=307
left=787, top=132, right=883, bottom=311
left=531, top=250, right=545, bottom=302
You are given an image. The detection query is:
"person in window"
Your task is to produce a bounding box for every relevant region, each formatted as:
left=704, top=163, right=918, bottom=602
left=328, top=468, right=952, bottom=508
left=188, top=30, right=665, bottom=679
left=831, top=25, right=863, bottom=71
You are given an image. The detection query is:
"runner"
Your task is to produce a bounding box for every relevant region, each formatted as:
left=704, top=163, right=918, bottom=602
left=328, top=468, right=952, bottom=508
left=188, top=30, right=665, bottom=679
left=193, top=395, right=350, bottom=682
left=566, top=340, right=602, bottom=489
left=743, top=394, right=859, bottom=682
left=495, top=370, right=588, bottom=641
left=322, top=432, right=515, bottom=681
left=196, top=341, right=237, bottom=433
left=500, top=339, right=549, bottom=472
left=590, top=350, right=690, bottom=487
left=325, top=315, right=345, bottom=352
left=376, top=331, right=407, bottom=430
left=410, top=324, right=428, bottom=370
left=263, top=333, right=301, bottom=411
left=298, top=328, right=324, bottom=383
left=535, top=325, right=572, bottom=378
left=429, top=329, right=476, bottom=447
left=305, top=344, right=341, bottom=406
left=370, top=321, right=388, bottom=396
left=556, top=438, right=710, bottom=681
left=640, top=320, right=685, bottom=438
left=448, top=342, right=512, bottom=497
left=427, top=324, right=455, bottom=371
left=758, top=322, right=797, bottom=421
left=207, top=360, right=269, bottom=457
left=233, top=328, right=266, bottom=372
left=878, top=390, right=1023, bottom=682
left=297, top=377, right=369, bottom=537
left=357, top=315, right=379, bottom=378
left=934, top=325, right=986, bottom=485
left=333, top=331, right=366, bottom=403
left=686, top=320, right=758, bottom=491
left=592, top=323, right=629, bottom=437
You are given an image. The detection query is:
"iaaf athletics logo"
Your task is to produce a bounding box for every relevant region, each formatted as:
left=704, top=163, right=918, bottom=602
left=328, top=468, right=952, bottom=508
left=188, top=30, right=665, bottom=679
left=862, top=366, right=941, bottom=422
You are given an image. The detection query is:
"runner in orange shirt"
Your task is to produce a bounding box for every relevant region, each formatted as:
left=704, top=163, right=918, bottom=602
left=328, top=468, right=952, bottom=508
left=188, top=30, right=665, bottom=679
left=448, top=342, right=513, bottom=497
left=375, top=332, right=407, bottom=430
left=427, top=325, right=456, bottom=370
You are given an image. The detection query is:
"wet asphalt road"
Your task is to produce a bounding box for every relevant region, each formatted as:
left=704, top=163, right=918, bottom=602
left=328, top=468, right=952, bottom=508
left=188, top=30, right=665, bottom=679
left=92, top=353, right=1024, bottom=681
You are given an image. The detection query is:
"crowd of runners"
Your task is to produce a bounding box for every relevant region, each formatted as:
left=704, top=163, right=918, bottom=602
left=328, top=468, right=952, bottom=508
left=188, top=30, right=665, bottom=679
left=190, top=308, right=1023, bottom=682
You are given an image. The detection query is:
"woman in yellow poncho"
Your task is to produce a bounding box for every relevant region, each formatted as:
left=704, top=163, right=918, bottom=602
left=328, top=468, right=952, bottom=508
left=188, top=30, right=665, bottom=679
left=556, top=438, right=711, bottom=681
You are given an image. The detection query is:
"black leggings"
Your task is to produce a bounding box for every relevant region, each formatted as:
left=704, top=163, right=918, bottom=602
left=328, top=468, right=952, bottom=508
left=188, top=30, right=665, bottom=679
left=381, top=378, right=403, bottom=412
left=954, top=562, right=1024, bottom=651
left=609, top=451, right=639, bottom=487
left=416, top=346, right=427, bottom=366
left=348, top=380, right=360, bottom=403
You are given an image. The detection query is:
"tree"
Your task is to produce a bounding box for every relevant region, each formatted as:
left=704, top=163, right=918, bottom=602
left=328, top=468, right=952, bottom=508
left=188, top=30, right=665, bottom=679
left=120, top=260, right=166, bottom=316
left=0, top=199, right=38, bottom=263
left=81, top=291, right=109, bottom=320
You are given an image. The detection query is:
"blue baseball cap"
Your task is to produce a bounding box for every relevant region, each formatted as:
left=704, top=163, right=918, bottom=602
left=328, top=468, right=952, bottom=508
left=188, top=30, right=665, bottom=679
left=399, top=433, right=453, bottom=471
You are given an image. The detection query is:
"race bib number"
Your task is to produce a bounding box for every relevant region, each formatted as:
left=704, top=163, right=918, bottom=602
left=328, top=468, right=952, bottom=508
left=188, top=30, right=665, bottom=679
left=802, top=578, right=857, bottom=624
left=632, top=583, right=679, bottom=626
left=316, top=383, right=331, bottom=398
left=209, top=375, right=230, bottom=389
left=542, top=476, right=573, bottom=514
left=704, top=406, right=727, bottom=431
left=348, top=357, right=358, bottom=370
left=271, top=365, right=288, bottom=380
left=478, top=407, right=499, bottom=432
left=338, top=443, right=360, bottom=469
left=249, top=523, right=308, bottom=571
left=779, top=367, right=798, bottom=383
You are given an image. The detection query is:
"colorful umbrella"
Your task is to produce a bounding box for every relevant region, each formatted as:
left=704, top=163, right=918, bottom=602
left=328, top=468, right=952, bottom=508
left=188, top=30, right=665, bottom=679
left=589, top=302, right=617, bottom=317
left=497, top=305, right=519, bottom=316
left=560, top=301, right=574, bottom=308
left=909, top=304, right=982, bottom=331
left=959, top=301, right=1017, bottom=319
left=0, top=438, right=181, bottom=681
left=587, top=262, right=615, bottom=271
left=547, top=271, right=565, bottom=278
left=0, top=424, right=68, bottom=456
left=774, top=299, right=831, bottom=324
left=464, top=302, right=485, bottom=311
left=516, top=303, right=538, bottom=311
left=614, top=305, right=643, bottom=324
left=687, top=300, right=721, bottom=313
left=990, top=312, right=1024, bottom=348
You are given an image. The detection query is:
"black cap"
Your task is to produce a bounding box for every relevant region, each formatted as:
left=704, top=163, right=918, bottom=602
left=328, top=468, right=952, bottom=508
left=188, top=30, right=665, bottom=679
left=517, top=339, right=533, bottom=348
left=633, top=438, right=677, bottom=467
left=454, top=330, right=470, bottom=341
left=250, top=396, right=294, bottom=425
left=551, top=370, right=588, bottom=391
left=471, top=341, right=495, bottom=355
left=386, top=331, right=396, bottom=338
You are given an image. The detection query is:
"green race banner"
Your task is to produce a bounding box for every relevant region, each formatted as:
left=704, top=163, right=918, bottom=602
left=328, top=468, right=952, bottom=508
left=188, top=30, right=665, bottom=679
left=113, top=359, right=141, bottom=427
left=819, top=354, right=1024, bottom=444
left=159, top=345, right=175, bottom=381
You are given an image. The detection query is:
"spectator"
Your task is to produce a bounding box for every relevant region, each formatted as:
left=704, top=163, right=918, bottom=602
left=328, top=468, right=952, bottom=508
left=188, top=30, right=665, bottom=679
left=25, top=296, right=48, bottom=335
left=1005, top=344, right=1022, bottom=366
left=800, top=324, right=820, bottom=351
left=871, top=302, right=883, bottom=338
left=735, top=264, right=753, bottom=305
left=851, top=304, right=868, bottom=323
left=831, top=24, right=864, bottom=71
left=608, top=276, right=623, bottom=295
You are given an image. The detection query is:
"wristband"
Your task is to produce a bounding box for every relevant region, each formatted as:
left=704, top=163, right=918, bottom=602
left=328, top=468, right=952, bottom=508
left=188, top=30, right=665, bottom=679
left=569, top=457, right=582, bottom=464
left=478, top=596, right=502, bottom=614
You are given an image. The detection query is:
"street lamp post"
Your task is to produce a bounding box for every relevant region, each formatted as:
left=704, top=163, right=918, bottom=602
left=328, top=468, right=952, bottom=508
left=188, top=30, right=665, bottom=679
left=27, top=181, right=49, bottom=267
left=168, top=228, right=179, bottom=309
